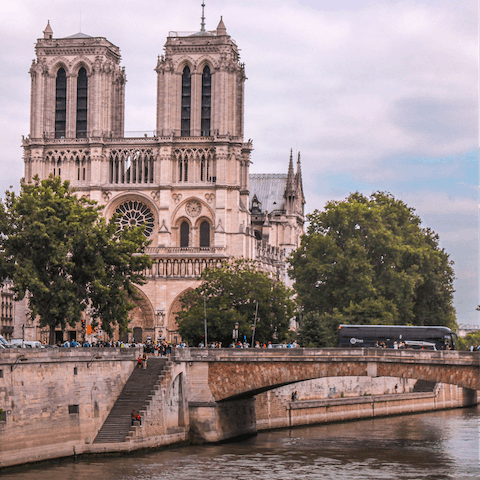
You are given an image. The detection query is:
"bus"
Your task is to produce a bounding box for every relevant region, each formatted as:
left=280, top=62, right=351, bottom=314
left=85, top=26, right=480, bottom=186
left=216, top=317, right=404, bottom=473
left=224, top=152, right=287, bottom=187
left=338, top=325, right=457, bottom=350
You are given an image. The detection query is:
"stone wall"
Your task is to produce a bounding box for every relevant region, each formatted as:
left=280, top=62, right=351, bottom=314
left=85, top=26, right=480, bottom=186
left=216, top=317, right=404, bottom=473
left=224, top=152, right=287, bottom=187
left=1, top=348, right=478, bottom=469
left=0, top=348, right=139, bottom=467
left=126, top=361, right=189, bottom=443
left=255, top=377, right=478, bottom=431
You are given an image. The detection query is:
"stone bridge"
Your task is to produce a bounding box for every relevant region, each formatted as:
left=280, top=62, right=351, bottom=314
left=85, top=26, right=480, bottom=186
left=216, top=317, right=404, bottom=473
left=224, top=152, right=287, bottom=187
left=171, top=348, right=479, bottom=442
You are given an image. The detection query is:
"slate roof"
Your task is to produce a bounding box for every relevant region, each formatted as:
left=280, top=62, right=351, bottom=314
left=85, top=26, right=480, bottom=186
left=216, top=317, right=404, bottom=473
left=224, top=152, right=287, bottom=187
left=64, top=32, right=93, bottom=39
left=249, top=174, right=287, bottom=213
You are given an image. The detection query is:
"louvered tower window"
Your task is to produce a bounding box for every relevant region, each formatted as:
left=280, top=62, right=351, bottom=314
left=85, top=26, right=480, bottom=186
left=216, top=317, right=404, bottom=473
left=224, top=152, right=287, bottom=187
left=199, top=221, right=210, bottom=247
left=201, top=66, right=211, bottom=136
left=76, top=67, right=88, bottom=138
left=181, top=66, right=191, bottom=136
left=55, top=68, right=67, bottom=138
left=180, top=221, right=190, bottom=247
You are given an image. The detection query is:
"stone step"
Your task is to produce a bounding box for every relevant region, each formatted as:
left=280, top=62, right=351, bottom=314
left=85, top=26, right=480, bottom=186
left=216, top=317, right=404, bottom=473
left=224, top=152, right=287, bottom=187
left=93, top=357, right=169, bottom=444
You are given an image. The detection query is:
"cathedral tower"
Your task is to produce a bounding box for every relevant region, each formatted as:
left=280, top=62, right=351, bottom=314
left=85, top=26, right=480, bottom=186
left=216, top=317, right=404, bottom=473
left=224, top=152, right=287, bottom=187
left=22, top=17, right=256, bottom=344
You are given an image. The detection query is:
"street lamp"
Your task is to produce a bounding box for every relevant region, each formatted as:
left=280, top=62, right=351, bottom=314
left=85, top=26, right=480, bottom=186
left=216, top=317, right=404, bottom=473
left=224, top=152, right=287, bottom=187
left=251, top=301, right=259, bottom=346
left=155, top=309, right=166, bottom=342
left=232, top=322, right=239, bottom=344
left=87, top=354, right=102, bottom=368
left=203, top=295, right=208, bottom=348
left=11, top=355, right=27, bottom=372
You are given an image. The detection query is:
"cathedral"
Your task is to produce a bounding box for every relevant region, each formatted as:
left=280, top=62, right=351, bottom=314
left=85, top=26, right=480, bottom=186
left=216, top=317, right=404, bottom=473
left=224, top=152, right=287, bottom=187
left=18, top=14, right=305, bottom=345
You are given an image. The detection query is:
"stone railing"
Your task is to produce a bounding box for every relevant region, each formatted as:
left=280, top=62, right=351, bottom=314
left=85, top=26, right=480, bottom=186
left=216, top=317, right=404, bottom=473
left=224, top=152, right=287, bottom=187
left=143, top=257, right=226, bottom=278
left=255, top=244, right=286, bottom=265
left=145, top=246, right=226, bottom=256
left=23, top=133, right=247, bottom=146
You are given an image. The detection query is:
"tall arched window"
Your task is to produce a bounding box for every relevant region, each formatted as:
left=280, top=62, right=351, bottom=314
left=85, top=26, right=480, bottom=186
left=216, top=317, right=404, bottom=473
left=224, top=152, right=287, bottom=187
left=181, top=66, right=191, bottom=136
left=76, top=67, right=88, bottom=138
left=199, top=221, right=210, bottom=248
left=179, top=158, right=188, bottom=182
left=55, top=68, right=67, bottom=138
left=180, top=221, right=190, bottom=247
left=201, top=66, right=211, bottom=136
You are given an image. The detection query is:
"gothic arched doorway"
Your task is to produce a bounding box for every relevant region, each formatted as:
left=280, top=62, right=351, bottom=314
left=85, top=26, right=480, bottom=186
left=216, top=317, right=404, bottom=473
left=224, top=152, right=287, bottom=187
left=167, top=288, right=194, bottom=345
left=118, top=287, right=155, bottom=344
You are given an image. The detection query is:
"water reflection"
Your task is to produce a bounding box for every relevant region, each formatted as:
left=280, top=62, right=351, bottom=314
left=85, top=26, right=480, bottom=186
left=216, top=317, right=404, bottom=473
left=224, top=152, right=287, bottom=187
left=2, top=406, right=478, bottom=480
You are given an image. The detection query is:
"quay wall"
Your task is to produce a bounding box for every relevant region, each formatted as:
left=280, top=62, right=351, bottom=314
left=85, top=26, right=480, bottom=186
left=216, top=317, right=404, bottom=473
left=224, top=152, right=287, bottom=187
left=0, top=350, right=478, bottom=469
left=255, top=377, right=478, bottom=430
left=0, top=348, right=139, bottom=468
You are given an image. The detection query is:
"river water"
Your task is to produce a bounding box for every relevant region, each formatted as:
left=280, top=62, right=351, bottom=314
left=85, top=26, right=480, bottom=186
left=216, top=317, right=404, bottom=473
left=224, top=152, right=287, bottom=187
left=3, top=406, right=479, bottom=479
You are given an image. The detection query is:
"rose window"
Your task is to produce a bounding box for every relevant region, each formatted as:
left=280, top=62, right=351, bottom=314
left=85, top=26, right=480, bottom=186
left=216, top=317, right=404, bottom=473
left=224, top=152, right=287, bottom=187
left=115, top=200, right=155, bottom=237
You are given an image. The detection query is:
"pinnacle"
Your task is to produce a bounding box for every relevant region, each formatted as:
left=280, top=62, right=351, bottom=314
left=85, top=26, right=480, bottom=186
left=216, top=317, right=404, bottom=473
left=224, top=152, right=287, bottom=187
left=216, top=16, right=227, bottom=36
left=43, top=20, right=53, bottom=39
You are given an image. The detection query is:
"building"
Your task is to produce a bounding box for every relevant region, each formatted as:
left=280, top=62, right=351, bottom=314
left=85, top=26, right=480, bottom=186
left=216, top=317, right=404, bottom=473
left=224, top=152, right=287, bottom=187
left=457, top=324, right=480, bottom=337
left=20, top=14, right=305, bottom=344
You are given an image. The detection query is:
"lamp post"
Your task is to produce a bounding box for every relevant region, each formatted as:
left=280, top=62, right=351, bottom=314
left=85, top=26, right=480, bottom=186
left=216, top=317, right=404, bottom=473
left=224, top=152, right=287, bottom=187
left=251, top=301, right=259, bottom=347
left=203, top=295, right=208, bottom=347
left=155, top=309, right=165, bottom=343
left=232, top=322, right=239, bottom=345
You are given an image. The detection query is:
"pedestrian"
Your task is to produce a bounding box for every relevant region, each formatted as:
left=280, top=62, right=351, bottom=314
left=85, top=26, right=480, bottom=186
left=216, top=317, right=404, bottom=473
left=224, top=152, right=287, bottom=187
left=137, top=355, right=143, bottom=369
left=131, top=409, right=136, bottom=426
left=135, top=412, right=142, bottom=427
left=394, top=384, right=398, bottom=394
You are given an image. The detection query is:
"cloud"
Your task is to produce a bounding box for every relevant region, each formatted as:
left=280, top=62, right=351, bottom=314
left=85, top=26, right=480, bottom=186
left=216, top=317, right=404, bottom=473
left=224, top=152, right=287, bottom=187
left=0, top=0, right=477, bottom=323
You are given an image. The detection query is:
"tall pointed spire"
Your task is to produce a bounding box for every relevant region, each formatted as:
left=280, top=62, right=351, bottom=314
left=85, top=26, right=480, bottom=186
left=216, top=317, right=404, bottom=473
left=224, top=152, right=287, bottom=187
left=296, top=152, right=305, bottom=210
left=296, top=152, right=302, bottom=184
left=200, top=2, right=206, bottom=32
left=286, top=148, right=295, bottom=189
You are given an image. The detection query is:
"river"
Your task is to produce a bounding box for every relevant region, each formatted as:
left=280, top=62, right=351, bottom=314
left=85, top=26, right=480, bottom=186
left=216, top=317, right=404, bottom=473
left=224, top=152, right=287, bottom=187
left=3, top=406, right=479, bottom=479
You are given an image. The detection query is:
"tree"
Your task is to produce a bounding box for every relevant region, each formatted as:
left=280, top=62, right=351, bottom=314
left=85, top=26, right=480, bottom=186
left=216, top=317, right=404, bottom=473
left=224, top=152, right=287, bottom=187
left=456, top=331, right=480, bottom=351
left=289, top=191, right=456, bottom=346
left=176, top=259, right=295, bottom=346
left=1, top=176, right=151, bottom=343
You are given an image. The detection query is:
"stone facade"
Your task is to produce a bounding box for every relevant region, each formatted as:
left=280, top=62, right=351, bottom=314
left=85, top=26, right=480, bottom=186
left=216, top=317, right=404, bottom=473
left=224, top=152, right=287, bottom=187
left=20, top=17, right=305, bottom=344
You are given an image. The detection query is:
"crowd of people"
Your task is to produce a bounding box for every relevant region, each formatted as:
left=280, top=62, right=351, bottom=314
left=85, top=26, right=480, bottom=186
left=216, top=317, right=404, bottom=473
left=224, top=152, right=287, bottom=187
left=58, top=339, right=301, bottom=350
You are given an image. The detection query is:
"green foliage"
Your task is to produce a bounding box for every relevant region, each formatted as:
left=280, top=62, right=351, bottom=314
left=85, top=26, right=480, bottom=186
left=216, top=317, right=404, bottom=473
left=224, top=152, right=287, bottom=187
left=1, top=176, right=151, bottom=342
left=456, top=331, right=480, bottom=351
left=289, top=191, right=456, bottom=345
left=176, top=259, right=295, bottom=346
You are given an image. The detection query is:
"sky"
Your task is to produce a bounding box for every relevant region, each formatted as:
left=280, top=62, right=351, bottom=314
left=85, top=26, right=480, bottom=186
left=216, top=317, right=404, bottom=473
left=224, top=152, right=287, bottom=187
left=0, top=0, right=478, bottom=326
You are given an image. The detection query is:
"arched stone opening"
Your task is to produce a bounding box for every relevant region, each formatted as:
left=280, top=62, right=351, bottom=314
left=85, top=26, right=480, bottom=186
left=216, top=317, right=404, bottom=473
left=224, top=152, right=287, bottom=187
left=167, top=288, right=195, bottom=344
left=114, top=287, right=155, bottom=344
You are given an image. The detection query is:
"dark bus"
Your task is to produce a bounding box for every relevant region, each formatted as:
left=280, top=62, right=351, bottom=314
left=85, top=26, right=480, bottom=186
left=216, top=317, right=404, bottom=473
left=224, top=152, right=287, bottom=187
left=338, top=325, right=457, bottom=350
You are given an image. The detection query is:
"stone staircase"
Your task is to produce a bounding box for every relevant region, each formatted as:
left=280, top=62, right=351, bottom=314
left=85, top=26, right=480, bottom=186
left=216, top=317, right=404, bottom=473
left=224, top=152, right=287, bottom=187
left=93, top=356, right=169, bottom=444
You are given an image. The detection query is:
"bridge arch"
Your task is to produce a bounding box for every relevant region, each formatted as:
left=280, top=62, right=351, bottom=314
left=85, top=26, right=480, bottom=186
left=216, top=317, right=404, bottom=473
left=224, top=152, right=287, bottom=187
left=174, top=348, right=479, bottom=402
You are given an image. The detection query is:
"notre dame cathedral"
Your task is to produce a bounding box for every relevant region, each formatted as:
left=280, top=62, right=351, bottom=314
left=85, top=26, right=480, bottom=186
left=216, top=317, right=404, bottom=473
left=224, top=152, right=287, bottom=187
left=18, top=15, right=305, bottom=344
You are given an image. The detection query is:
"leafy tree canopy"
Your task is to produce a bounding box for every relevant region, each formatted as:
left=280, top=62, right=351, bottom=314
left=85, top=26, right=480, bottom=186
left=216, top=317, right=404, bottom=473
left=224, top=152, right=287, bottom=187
left=289, top=191, right=456, bottom=346
left=176, top=259, right=295, bottom=346
left=0, top=176, right=151, bottom=343
left=456, top=331, right=480, bottom=351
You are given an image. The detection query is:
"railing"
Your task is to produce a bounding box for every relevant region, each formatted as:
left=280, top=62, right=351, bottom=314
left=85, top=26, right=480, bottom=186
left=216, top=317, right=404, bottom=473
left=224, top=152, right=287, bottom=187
left=145, top=247, right=226, bottom=255
left=23, top=132, right=247, bottom=146
left=144, top=257, right=225, bottom=278
left=167, top=31, right=237, bottom=45
left=255, top=245, right=285, bottom=264
left=124, top=131, right=157, bottom=138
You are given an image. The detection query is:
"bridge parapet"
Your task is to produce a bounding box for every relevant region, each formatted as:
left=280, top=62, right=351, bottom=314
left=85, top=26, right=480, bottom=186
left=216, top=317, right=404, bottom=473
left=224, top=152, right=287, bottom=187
left=173, top=348, right=479, bottom=401
left=172, top=347, right=479, bottom=366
